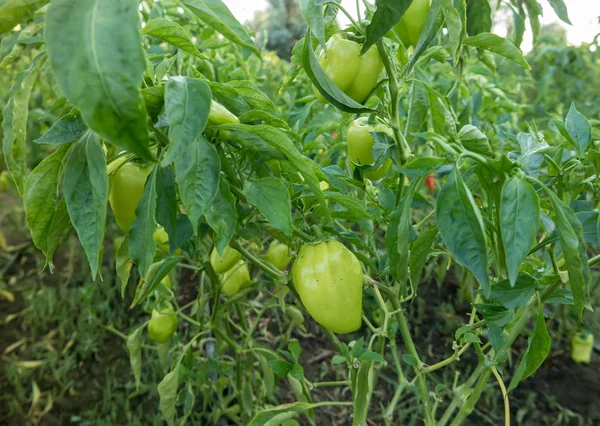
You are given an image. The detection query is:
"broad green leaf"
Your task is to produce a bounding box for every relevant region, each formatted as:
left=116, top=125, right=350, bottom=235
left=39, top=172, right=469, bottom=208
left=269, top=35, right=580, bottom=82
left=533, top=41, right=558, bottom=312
left=23, top=145, right=70, bottom=254
left=545, top=188, right=591, bottom=319
left=362, top=0, right=414, bottom=54
left=245, top=178, right=293, bottom=238
left=487, top=273, right=536, bottom=309
left=300, top=0, right=325, bottom=49
left=410, top=226, right=438, bottom=291
left=63, top=132, right=108, bottom=279
left=181, top=0, right=260, bottom=57
left=117, top=235, right=133, bottom=296
left=466, top=0, right=491, bottom=35
left=386, top=179, right=420, bottom=295
left=130, top=167, right=158, bottom=276
left=463, top=32, right=531, bottom=71
left=301, top=31, right=374, bottom=114
left=158, top=367, right=179, bottom=426
left=174, top=136, right=220, bottom=233
left=500, top=177, right=539, bottom=286
left=352, top=360, right=375, bottom=426
left=163, top=76, right=212, bottom=165
left=2, top=53, right=46, bottom=194
left=126, top=326, right=143, bottom=391
left=229, top=80, right=281, bottom=119
left=131, top=257, right=180, bottom=307
left=565, top=103, right=591, bottom=154
left=473, top=303, right=514, bottom=327
left=205, top=181, right=237, bottom=254
left=436, top=168, right=490, bottom=295
left=405, top=79, right=429, bottom=136
left=508, top=305, right=551, bottom=391
left=576, top=210, right=599, bottom=245
left=46, top=0, right=153, bottom=161
left=422, top=82, right=457, bottom=137
left=458, top=125, right=493, bottom=157
left=34, top=112, right=87, bottom=145
left=0, top=0, right=48, bottom=33
left=324, top=193, right=371, bottom=224
left=141, top=18, right=206, bottom=58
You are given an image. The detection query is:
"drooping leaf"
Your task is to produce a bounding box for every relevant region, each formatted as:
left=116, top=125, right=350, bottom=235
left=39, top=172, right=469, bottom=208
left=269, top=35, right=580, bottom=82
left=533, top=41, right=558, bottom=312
left=141, top=18, right=206, bottom=58
left=205, top=180, right=237, bottom=255
left=245, top=178, right=293, bottom=238
left=500, top=177, right=539, bottom=286
left=46, top=0, right=153, bottom=161
left=34, top=112, right=87, bottom=145
left=63, top=132, right=108, bottom=279
left=436, top=167, right=490, bottom=295
left=464, top=32, right=531, bottom=71
left=130, top=167, right=158, bottom=276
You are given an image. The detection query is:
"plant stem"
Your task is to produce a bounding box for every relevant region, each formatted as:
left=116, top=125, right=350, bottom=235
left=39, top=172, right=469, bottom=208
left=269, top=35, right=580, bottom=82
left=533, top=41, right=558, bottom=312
left=390, top=298, right=435, bottom=426
left=491, top=366, right=511, bottom=426
left=312, top=380, right=350, bottom=387
left=231, top=240, right=286, bottom=282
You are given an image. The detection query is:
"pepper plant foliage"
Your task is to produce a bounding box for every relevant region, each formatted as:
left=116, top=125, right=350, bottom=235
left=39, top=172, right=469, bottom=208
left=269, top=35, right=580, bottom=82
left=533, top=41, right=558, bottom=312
left=1, top=0, right=597, bottom=425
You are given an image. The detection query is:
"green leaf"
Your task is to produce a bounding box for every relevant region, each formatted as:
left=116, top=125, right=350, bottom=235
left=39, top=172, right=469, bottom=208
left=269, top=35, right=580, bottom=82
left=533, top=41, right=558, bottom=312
left=45, top=0, right=153, bottom=161
left=23, top=145, right=70, bottom=254
left=117, top=235, right=133, bottom=297
left=422, top=82, right=457, bottom=137
left=2, top=53, right=46, bottom=194
left=436, top=168, right=490, bottom=295
left=34, top=112, right=87, bottom=145
left=545, top=189, right=591, bottom=319
left=248, top=402, right=323, bottom=426
left=300, top=0, right=325, bottom=49
left=473, top=303, right=514, bottom=327
left=245, top=178, right=293, bottom=238
left=141, top=18, right=206, bottom=58
left=44, top=198, right=72, bottom=270
left=130, top=167, right=158, bottom=276
left=362, top=0, right=414, bottom=54
left=572, top=211, right=598, bottom=246
left=547, top=0, right=571, bottom=25
left=218, top=124, right=328, bottom=219
left=174, top=136, right=220, bottom=234
left=205, top=180, right=237, bottom=255
left=0, top=0, right=48, bottom=33
left=126, top=326, right=143, bottom=391
left=466, top=0, right=492, bottom=36
left=508, top=305, right=551, bottom=391
left=181, top=0, right=260, bottom=57
left=565, top=103, right=591, bottom=154
left=410, top=226, right=438, bottom=291
left=63, top=132, right=108, bottom=279
left=458, top=125, right=493, bottom=157
left=487, top=273, right=537, bottom=309
left=352, top=360, right=375, bottom=426
left=131, top=257, right=180, bottom=307
left=463, top=32, right=531, bottom=71
left=500, top=177, right=540, bottom=286
left=301, top=32, right=374, bottom=114
left=158, top=367, right=179, bottom=426
left=163, top=77, right=212, bottom=165
left=394, top=156, right=447, bottom=177
left=386, top=179, right=420, bottom=295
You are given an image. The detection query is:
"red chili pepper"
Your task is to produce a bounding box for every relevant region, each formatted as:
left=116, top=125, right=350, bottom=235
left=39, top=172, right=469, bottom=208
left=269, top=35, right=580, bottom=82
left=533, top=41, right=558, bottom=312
left=426, top=173, right=435, bottom=190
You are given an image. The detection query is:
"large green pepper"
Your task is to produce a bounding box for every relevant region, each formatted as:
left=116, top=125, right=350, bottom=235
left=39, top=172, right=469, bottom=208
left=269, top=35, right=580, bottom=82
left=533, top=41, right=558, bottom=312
left=314, top=34, right=383, bottom=104
left=108, top=157, right=154, bottom=232
left=292, top=240, right=363, bottom=334
left=148, top=304, right=178, bottom=343
left=346, top=117, right=393, bottom=181
left=394, top=0, right=431, bottom=47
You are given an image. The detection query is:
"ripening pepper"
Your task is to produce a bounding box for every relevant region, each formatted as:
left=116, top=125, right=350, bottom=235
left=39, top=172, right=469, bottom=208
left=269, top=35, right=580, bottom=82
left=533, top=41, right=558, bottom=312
left=394, top=0, right=431, bottom=47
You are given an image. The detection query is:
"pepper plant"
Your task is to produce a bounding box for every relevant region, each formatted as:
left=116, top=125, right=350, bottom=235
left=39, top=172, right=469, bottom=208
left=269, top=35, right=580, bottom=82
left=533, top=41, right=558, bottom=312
left=2, top=0, right=597, bottom=425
